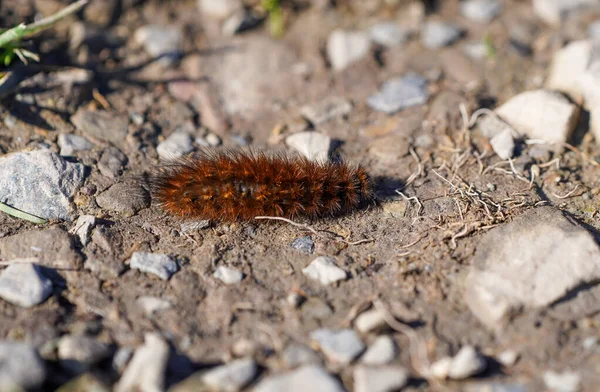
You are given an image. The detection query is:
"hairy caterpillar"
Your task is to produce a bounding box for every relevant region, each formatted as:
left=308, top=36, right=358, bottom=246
left=150, top=150, right=374, bottom=222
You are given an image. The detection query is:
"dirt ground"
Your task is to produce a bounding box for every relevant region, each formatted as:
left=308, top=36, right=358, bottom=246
left=1, top=0, right=600, bottom=391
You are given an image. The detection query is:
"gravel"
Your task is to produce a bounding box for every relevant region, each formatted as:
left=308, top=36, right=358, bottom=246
left=310, top=328, right=365, bottom=364
left=282, top=344, right=323, bottom=368
left=71, top=109, right=129, bottom=144
left=369, top=22, right=410, bottom=47
left=156, top=131, right=195, bottom=159
left=543, top=370, right=581, bottom=392
left=367, top=73, right=428, bottom=114
left=58, top=133, right=93, bottom=156
left=460, top=0, right=503, bottom=23
left=114, top=333, right=170, bottom=392
left=129, top=252, right=179, bottom=280
left=354, top=308, right=387, bottom=333
left=360, top=336, right=397, bottom=365
left=327, top=29, right=371, bottom=71
left=291, top=236, right=315, bottom=255
left=0, top=150, right=85, bottom=221
left=98, top=146, right=128, bottom=179
left=0, top=263, right=53, bottom=308
left=58, top=335, right=112, bottom=373
left=95, top=182, right=150, bottom=217
left=302, top=256, right=347, bottom=285
left=69, top=215, right=97, bottom=246
left=354, top=365, right=409, bottom=392
left=421, top=21, right=463, bottom=49
left=213, top=265, right=244, bottom=285
left=201, top=357, right=258, bottom=392
left=134, top=24, right=182, bottom=65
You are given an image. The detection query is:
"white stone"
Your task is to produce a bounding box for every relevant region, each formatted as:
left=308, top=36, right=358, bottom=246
left=254, top=365, right=345, bottom=392
left=282, top=344, right=322, bottom=368
left=421, top=21, right=462, bottom=49
left=495, top=90, right=578, bottom=144
left=0, top=341, right=46, bottom=391
left=0, top=150, right=85, bottom=221
left=58, top=134, right=93, bottom=156
left=198, top=0, right=242, bottom=20
left=202, top=357, right=257, bottom=392
left=310, top=328, right=365, bottom=364
left=460, top=0, right=503, bottom=23
left=448, top=346, right=487, bottom=380
left=136, top=296, right=172, bottom=317
left=213, top=266, right=243, bottom=285
left=156, top=131, right=194, bottom=159
left=57, top=335, right=111, bottom=373
left=0, top=264, right=52, bottom=308
left=355, top=308, right=387, bottom=333
left=130, top=252, right=178, bottom=280
left=579, top=59, right=600, bottom=140
left=463, top=42, right=488, bottom=60
left=69, top=215, right=96, bottom=246
left=327, top=29, right=371, bottom=71
left=543, top=370, right=581, bottom=392
left=369, top=23, right=410, bottom=47
left=300, top=97, right=352, bottom=125
left=302, top=256, right=347, bottom=286
left=134, top=24, right=182, bottom=64
left=114, top=333, right=170, bottom=392
left=429, top=356, right=453, bottom=379
left=360, top=336, right=397, bottom=365
left=354, top=366, right=409, bottom=392
left=497, top=350, right=519, bottom=367
left=286, top=131, right=332, bottom=163
left=546, top=40, right=591, bottom=103
left=533, top=0, right=600, bottom=26
left=490, top=128, right=515, bottom=160
left=464, top=207, right=600, bottom=329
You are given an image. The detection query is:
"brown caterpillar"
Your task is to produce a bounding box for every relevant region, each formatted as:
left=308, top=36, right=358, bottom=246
left=150, top=150, right=374, bottom=222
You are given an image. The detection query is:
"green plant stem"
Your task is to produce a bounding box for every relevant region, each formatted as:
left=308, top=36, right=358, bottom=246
left=0, top=201, right=48, bottom=224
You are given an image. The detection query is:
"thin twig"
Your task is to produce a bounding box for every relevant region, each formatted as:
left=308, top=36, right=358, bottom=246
left=395, top=190, right=424, bottom=216
left=552, top=185, right=581, bottom=199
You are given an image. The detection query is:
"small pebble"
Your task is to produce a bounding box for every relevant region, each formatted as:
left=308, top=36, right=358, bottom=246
left=497, top=350, right=519, bottom=367
left=327, top=29, right=371, bottom=71
left=198, top=0, right=242, bottom=20
left=448, top=346, right=487, bottom=380
left=354, top=365, right=409, bottom=392
left=460, top=0, right=503, bottom=23
left=370, top=22, right=410, bottom=47
left=114, top=333, right=169, bottom=392
left=360, top=335, right=397, bottom=365
left=71, top=109, right=129, bottom=144
left=58, top=134, right=93, bottom=156
left=490, top=128, right=515, bottom=160
left=0, top=341, right=46, bottom=391
left=254, top=365, right=345, bottom=392
left=0, top=264, right=53, bottom=308
left=95, top=182, right=150, bottom=217
left=310, top=328, right=365, bottom=364
left=355, top=308, right=388, bottom=333
left=202, top=357, right=257, bottom=392
left=134, top=24, right=182, bottom=65
left=129, top=252, right=178, bottom=280
left=214, top=266, right=244, bottom=285
left=69, top=215, right=96, bottom=246
left=543, top=370, right=581, bottom=392
left=156, top=131, right=194, bottom=159
left=286, top=131, right=332, bottom=162
left=421, top=21, right=463, bottom=49
left=282, top=344, right=322, bottom=368
left=300, top=97, right=352, bottom=125
left=112, top=347, right=133, bottom=374
left=57, top=335, right=111, bottom=373
left=463, top=41, right=488, bottom=59
left=583, top=336, right=598, bottom=350
left=136, top=296, right=172, bottom=317
left=98, top=146, right=127, bottom=179
left=291, top=236, right=315, bottom=255
left=302, top=257, right=347, bottom=286
left=205, top=132, right=222, bottom=147
left=367, top=73, right=428, bottom=114
left=180, top=220, right=211, bottom=233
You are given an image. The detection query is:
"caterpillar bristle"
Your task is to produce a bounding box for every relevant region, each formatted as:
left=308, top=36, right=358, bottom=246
left=150, top=150, right=374, bottom=222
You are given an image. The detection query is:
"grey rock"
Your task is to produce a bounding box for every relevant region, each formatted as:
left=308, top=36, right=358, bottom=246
left=543, top=370, right=581, bottom=392
left=0, top=227, right=82, bottom=269
left=202, top=357, right=257, bottom=392
left=370, top=22, right=410, bottom=47
left=69, top=215, right=96, bottom=246
left=130, top=252, right=178, bottom=280
left=291, top=236, right=314, bottom=255
left=134, top=25, right=182, bottom=65
left=490, top=128, right=515, bottom=160
left=71, top=109, right=129, bottom=144
left=112, top=347, right=133, bottom=374
left=300, top=97, right=352, bottom=125
left=421, top=21, right=463, bottom=49
left=98, top=147, right=127, bottom=179
left=301, top=298, right=333, bottom=320
left=589, top=20, right=600, bottom=38
left=448, top=346, right=487, bottom=380
left=58, top=335, right=112, bottom=373
left=136, top=296, right=172, bottom=317
left=302, top=257, right=347, bottom=286
left=0, top=263, right=53, bottom=307
left=0, top=341, right=46, bottom=390
left=360, top=336, right=397, bottom=365
left=460, top=0, right=503, bottom=23
left=58, top=134, right=93, bottom=156
left=533, top=0, right=600, bottom=26
left=354, top=366, right=409, bottom=392
left=0, top=150, right=85, bottom=221
left=367, top=73, right=428, bottom=114
left=355, top=308, right=387, bottom=333
left=310, top=328, right=365, bottom=364
left=495, top=90, right=578, bottom=144
left=286, top=131, right=332, bottom=162
left=546, top=40, right=591, bottom=103
left=327, top=29, right=371, bottom=71
left=464, top=207, right=600, bottom=329
left=114, top=333, right=170, bottom=392
left=254, top=365, right=345, bottom=392
left=95, top=182, right=150, bottom=216
left=213, top=266, right=243, bottom=285
left=282, top=344, right=322, bottom=368
left=156, top=131, right=194, bottom=159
